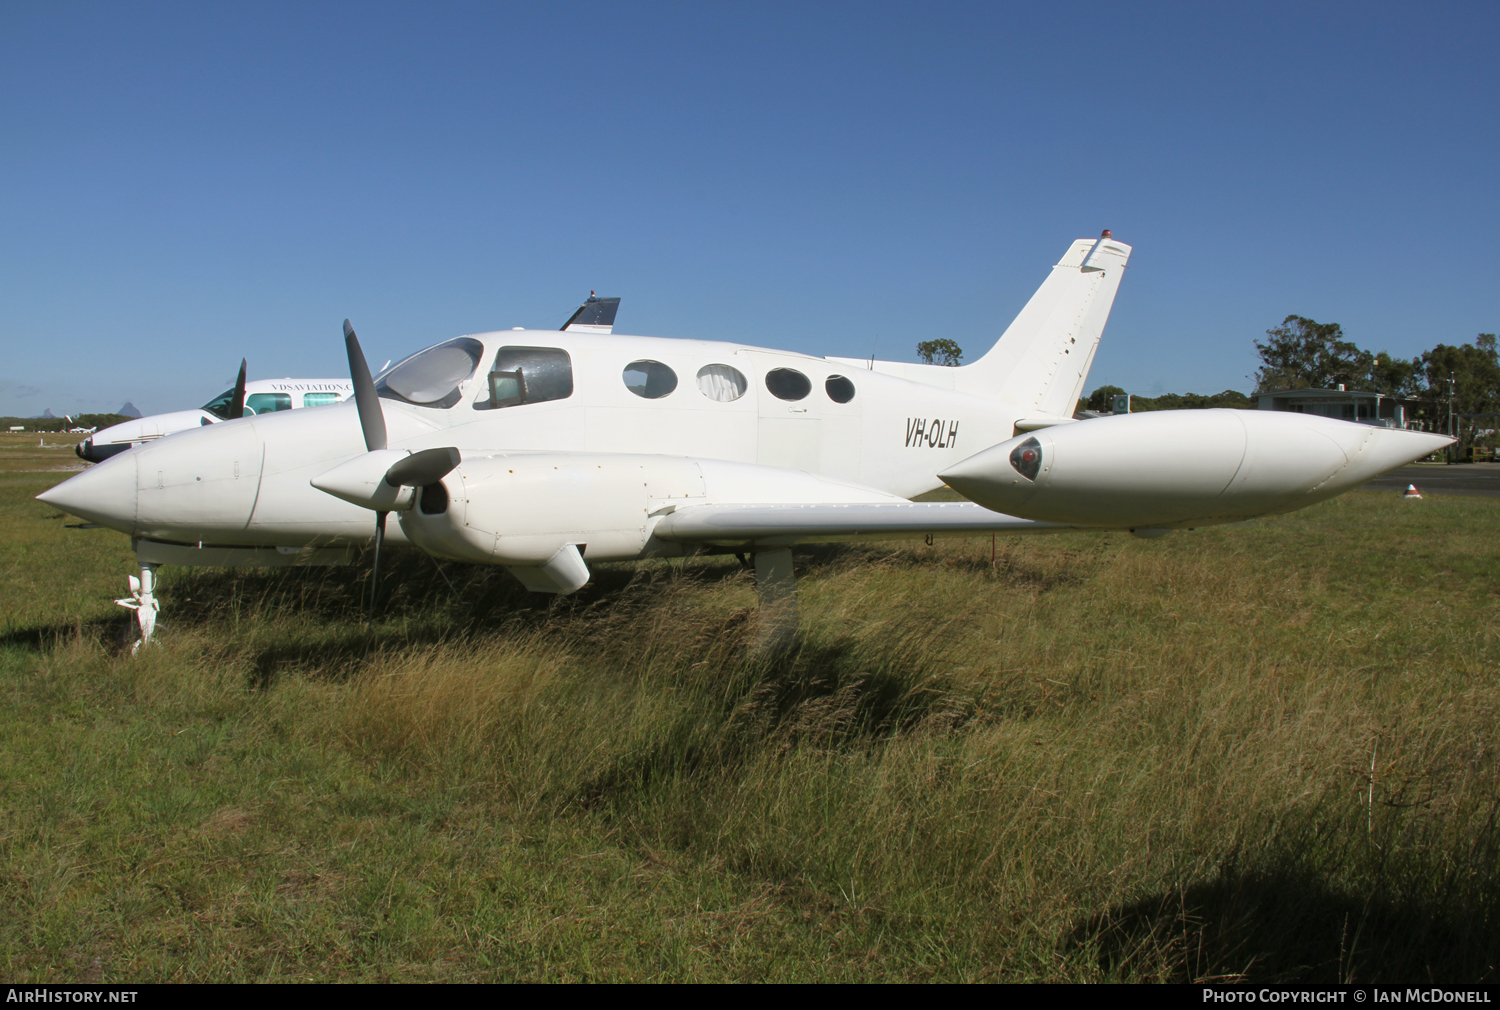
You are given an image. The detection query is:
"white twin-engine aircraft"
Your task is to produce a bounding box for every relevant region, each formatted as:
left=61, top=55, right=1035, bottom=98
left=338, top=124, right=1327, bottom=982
left=39, top=234, right=1451, bottom=649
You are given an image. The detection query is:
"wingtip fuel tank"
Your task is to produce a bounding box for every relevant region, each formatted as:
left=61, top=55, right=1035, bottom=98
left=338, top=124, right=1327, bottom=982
left=939, top=409, right=1453, bottom=530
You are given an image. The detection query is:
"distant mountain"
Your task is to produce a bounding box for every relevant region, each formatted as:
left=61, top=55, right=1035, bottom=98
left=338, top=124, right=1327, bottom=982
left=40, top=408, right=56, bottom=418
left=117, top=402, right=142, bottom=418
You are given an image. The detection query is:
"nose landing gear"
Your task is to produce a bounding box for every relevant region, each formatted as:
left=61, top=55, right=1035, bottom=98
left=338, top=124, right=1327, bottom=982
left=115, top=563, right=161, bottom=654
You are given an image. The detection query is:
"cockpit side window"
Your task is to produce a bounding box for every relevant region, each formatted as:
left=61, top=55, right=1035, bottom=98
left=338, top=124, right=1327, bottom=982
left=376, top=337, right=485, bottom=409
left=474, top=346, right=574, bottom=410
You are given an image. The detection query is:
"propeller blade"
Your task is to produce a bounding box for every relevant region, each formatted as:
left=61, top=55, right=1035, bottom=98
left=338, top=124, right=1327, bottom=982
left=229, top=358, right=247, bottom=419
left=344, top=319, right=387, bottom=452
left=385, top=446, right=460, bottom=488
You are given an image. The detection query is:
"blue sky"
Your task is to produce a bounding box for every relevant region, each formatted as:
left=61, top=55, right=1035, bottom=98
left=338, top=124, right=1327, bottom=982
left=3, top=2, right=1497, bottom=415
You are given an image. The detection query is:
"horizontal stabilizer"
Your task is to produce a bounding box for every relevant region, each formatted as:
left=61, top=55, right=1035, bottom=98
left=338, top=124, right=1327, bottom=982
left=1013, top=417, right=1077, bottom=434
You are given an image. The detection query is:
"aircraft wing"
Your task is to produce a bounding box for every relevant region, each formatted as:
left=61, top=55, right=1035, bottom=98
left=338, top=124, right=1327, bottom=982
left=651, top=501, right=1074, bottom=547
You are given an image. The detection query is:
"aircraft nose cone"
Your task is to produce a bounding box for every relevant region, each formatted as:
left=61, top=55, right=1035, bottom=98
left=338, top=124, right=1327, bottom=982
left=36, top=454, right=137, bottom=533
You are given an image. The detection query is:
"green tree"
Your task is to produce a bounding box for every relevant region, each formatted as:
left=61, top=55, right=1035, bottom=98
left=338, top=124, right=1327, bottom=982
left=1129, top=390, right=1255, bottom=412
left=916, top=339, right=963, bottom=366
left=1086, top=385, right=1126, bottom=412
left=1369, top=351, right=1423, bottom=397
left=1418, top=334, right=1500, bottom=448
left=1253, top=316, right=1373, bottom=392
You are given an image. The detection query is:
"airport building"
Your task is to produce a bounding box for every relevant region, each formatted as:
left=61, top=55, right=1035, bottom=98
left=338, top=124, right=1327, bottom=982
left=1253, top=387, right=1436, bottom=430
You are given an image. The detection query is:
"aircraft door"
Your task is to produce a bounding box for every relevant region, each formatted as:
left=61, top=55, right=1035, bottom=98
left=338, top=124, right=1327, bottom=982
left=749, top=354, right=823, bottom=473
left=819, top=372, right=863, bottom=484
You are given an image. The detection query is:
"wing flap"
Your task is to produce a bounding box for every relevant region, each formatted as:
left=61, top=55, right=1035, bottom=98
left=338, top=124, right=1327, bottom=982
left=652, top=501, right=1073, bottom=546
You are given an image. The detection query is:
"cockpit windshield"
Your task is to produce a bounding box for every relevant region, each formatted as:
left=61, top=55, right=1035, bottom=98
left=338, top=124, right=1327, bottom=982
left=201, top=388, right=236, bottom=420
left=375, top=337, right=485, bottom=409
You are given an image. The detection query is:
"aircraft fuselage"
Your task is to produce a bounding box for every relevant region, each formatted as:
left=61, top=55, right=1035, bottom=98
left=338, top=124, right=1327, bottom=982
left=57, top=330, right=1029, bottom=549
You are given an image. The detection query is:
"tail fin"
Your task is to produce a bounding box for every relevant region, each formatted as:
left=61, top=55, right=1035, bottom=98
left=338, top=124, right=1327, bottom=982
left=956, top=233, right=1131, bottom=416
left=561, top=294, right=621, bottom=334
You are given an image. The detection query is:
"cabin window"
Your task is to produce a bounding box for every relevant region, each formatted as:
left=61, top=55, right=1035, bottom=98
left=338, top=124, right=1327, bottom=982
left=765, top=368, right=811, bottom=401
left=697, top=364, right=747, bottom=402
left=303, top=392, right=341, bottom=408
left=623, top=360, right=678, bottom=399
left=245, top=392, right=292, bottom=414
left=377, top=337, right=485, bottom=409
left=474, top=346, right=574, bottom=409
left=825, top=375, right=856, bottom=403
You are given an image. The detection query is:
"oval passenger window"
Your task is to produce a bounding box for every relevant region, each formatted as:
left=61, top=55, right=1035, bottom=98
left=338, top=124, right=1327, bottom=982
left=697, top=364, right=748, bottom=402
left=825, top=375, right=855, bottom=403
left=765, top=368, right=811, bottom=401
left=623, top=360, right=678, bottom=399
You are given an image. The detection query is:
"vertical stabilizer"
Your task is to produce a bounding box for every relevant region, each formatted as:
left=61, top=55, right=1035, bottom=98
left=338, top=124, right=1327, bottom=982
left=956, top=233, right=1131, bottom=417
left=561, top=295, right=621, bottom=334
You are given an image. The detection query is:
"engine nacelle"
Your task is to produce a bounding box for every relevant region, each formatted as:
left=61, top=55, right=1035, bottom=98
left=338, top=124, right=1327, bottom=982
left=399, top=451, right=908, bottom=581
left=399, top=452, right=705, bottom=567
left=940, top=409, right=1452, bottom=530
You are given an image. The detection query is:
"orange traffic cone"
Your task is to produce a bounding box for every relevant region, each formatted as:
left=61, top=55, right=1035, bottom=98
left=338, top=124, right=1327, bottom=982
left=1402, top=484, right=1422, bottom=499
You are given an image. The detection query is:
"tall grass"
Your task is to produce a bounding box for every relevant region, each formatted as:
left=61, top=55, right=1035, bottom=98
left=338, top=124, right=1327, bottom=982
left=2, top=463, right=1499, bottom=980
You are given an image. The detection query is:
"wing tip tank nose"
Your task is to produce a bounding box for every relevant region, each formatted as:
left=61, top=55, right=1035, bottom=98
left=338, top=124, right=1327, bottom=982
left=1366, top=427, right=1455, bottom=472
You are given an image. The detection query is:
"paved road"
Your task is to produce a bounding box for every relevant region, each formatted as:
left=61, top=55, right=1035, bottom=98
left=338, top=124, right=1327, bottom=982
left=1362, top=462, right=1500, bottom=499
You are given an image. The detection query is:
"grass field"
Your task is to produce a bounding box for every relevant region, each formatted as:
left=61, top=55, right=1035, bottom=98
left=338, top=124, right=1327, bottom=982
left=2, top=432, right=1498, bottom=982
